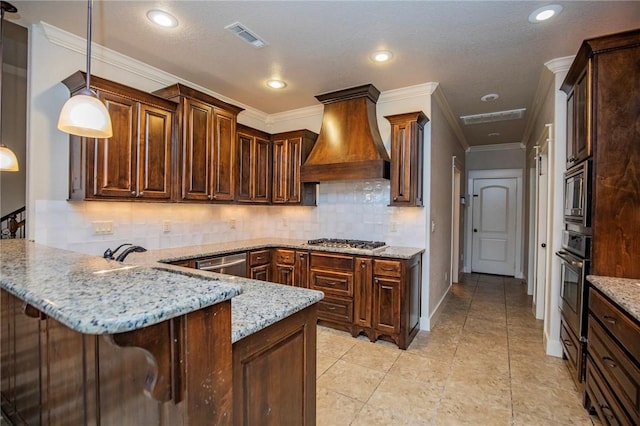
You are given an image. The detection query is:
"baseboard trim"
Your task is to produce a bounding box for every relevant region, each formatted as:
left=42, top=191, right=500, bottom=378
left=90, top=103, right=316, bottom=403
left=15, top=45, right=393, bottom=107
left=544, top=332, right=563, bottom=358
left=422, top=285, right=452, bottom=332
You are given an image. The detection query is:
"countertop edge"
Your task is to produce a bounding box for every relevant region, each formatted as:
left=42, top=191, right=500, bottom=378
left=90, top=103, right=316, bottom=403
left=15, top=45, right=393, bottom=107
left=587, top=275, right=640, bottom=323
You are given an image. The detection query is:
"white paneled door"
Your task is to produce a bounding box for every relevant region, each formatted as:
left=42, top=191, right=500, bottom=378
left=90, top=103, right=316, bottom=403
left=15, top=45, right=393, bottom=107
left=471, top=178, right=517, bottom=276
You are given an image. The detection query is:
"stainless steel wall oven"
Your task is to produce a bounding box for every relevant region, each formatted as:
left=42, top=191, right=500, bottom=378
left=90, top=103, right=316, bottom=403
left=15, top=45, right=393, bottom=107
left=557, top=229, right=591, bottom=382
left=563, top=160, right=592, bottom=230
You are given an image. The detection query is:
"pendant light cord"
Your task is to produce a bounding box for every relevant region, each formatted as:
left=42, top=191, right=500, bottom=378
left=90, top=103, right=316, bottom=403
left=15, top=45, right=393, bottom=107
left=85, top=0, right=92, bottom=91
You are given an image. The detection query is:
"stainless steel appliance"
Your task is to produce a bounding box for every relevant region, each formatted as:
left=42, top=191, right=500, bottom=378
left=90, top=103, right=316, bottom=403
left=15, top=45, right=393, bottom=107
left=563, top=160, right=592, bottom=230
left=306, top=238, right=386, bottom=250
left=556, top=229, right=591, bottom=382
left=195, top=252, right=247, bottom=277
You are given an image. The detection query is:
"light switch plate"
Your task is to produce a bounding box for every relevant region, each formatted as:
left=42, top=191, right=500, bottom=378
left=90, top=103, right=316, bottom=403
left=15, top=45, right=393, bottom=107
left=92, top=221, right=113, bottom=235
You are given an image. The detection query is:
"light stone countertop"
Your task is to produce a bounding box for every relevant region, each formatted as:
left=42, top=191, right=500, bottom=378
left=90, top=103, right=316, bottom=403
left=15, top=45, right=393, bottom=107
left=0, top=240, right=243, bottom=335
left=0, top=238, right=422, bottom=342
left=587, top=275, right=640, bottom=323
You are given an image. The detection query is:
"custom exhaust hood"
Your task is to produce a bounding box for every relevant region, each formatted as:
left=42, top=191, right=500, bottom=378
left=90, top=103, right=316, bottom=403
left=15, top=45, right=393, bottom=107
left=300, top=84, right=390, bottom=182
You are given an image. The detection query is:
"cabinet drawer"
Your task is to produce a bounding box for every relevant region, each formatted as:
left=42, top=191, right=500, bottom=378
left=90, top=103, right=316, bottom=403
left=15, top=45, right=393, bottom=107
left=374, top=260, right=402, bottom=278
left=560, top=318, right=580, bottom=375
left=589, top=288, right=640, bottom=360
left=310, top=253, right=354, bottom=272
left=310, top=270, right=353, bottom=297
left=588, top=316, right=640, bottom=422
left=586, top=358, right=633, bottom=426
left=249, top=250, right=271, bottom=266
left=274, top=249, right=295, bottom=265
left=317, top=297, right=353, bottom=324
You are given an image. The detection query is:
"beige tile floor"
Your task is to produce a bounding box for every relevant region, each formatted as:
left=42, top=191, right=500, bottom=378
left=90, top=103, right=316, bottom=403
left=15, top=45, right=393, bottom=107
left=316, top=273, right=602, bottom=426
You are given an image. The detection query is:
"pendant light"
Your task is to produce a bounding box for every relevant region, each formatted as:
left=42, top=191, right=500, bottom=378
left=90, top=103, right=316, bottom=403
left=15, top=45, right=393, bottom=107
left=0, top=1, right=19, bottom=171
left=57, top=0, right=112, bottom=138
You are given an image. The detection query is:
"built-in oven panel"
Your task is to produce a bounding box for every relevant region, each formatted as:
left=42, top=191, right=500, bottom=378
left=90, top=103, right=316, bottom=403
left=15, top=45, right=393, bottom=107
left=557, top=249, right=590, bottom=339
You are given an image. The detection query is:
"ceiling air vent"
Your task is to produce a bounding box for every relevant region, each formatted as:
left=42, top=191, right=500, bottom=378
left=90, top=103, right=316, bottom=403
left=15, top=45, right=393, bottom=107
left=224, top=21, right=268, bottom=48
left=460, top=108, right=526, bottom=125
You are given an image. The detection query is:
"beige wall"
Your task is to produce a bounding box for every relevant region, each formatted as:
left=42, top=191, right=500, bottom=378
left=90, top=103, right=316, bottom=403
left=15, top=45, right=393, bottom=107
left=466, top=146, right=525, bottom=170
left=428, top=92, right=467, bottom=317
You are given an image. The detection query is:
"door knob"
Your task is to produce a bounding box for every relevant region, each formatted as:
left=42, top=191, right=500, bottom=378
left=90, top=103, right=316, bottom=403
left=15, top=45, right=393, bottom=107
left=541, top=243, right=546, bottom=248
left=473, top=229, right=478, bottom=232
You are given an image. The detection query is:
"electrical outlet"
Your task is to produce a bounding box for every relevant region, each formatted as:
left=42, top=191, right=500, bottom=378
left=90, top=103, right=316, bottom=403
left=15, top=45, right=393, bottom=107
left=431, top=220, right=436, bottom=233
left=229, top=219, right=236, bottom=229
left=163, top=220, right=171, bottom=233
left=92, top=221, right=113, bottom=235
left=444, top=272, right=448, bottom=282
left=390, top=222, right=397, bottom=232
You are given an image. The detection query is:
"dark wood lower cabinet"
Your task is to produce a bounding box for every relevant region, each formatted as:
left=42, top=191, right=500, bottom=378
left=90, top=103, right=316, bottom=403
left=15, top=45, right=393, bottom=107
left=232, top=304, right=317, bottom=426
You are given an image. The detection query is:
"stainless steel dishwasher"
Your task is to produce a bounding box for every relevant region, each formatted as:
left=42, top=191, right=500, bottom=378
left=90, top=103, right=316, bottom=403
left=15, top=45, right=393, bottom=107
left=195, top=252, right=247, bottom=277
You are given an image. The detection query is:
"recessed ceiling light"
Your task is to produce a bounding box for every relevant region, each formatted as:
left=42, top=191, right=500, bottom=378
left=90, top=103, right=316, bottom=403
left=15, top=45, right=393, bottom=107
left=147, top=10, right=179, bottom=28
left=481, top=93, right=499, bottom=102
left=266, top=79, right=287, bottom=89
left=370, top=50, right=393, bottom=63
left=528, top=5, right=563, bottom=23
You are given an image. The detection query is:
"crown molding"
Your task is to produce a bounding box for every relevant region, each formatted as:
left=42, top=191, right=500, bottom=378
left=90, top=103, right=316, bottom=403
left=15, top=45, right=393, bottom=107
left=267, top=105, right=323, bottom=125
left=545, top=55, right=575, bottom=74
left=378, top=82, right=438, bottom=104
left=39, top=22, right=270, bottom=125
left=466, top=142, right=525, bottom=152
left=431, top=84, right=469, bottom=150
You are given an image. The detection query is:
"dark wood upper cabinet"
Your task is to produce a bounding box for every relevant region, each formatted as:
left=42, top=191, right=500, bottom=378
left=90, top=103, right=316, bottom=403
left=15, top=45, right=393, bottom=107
left=561, top=29, right=640, bottom=278
left=385, top=112, right=428, bottom=207
left=63, top=72, right=177, bottom=201
left=236, top=124, right=271, bottom=203
left=153, top=84, right=244, bottom=203
left=272, top=130, right=318, bottom=206
left=564, top=69, right=591, bottom=168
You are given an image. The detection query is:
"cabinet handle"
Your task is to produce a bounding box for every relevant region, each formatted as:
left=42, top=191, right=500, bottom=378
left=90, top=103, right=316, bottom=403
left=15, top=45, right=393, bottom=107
left=602, top=356, right=617, bottom=369
left=562, top=339, right=573, bottom=347
left=208, top=195, right=213, bottom=200
left=381, top=266, right=395, bottom=271
left=326, top=282, right=337, bottom=287
left=603, top=315, right=617, bottom=325
left=361, top=262, right=366, bottom=268
left=326, top=306, right=336, bottom=311
left=139, top=191, right=144, bottom=196
left=600, top=406, right=614, bottom=420
left=131, top=191, right=136, bottom=195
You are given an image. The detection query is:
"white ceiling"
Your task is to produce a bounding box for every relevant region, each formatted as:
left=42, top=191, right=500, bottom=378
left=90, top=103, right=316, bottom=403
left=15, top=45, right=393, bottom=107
left=7, top=1, right=640, bottom=146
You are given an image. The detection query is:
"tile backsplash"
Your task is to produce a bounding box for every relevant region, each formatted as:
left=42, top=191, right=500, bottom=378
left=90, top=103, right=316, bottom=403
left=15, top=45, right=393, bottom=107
left=35, top=181, right=427, bottom=256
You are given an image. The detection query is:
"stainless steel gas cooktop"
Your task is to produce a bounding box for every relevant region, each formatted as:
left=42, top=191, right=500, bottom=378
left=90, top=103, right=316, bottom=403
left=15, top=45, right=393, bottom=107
left=306, top=238, right=386, bottom=250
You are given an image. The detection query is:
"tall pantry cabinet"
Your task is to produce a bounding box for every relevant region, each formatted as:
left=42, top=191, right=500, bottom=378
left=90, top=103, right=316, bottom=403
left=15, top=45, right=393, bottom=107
left=562, top=29, right=640, bottom=278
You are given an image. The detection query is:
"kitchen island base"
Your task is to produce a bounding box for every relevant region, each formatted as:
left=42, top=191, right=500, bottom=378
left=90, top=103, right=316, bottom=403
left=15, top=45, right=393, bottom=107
left=1, top=289, right=318, bottom=425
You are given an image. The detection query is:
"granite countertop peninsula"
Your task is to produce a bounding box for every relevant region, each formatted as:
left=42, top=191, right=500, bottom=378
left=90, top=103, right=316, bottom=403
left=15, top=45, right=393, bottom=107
left=0, top=240, right=243, bottom=334
left=0, top=238, right=421, bottom=343
left=587, top=275, right=640, bottom=322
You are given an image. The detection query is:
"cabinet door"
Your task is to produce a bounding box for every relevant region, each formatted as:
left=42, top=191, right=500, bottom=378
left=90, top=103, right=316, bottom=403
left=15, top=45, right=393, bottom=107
left=390, top=121, right=412, bottom=204
left=254, top=137, right=271, bottom=203
left=353, top=258, right=373, bottom=328
left=274, top=264, right=295, bottom=286
left=373, top=276, right=401, bottom=335
left=236, top=132, right=253, bottom=202
left=90, top=92, right=138, bottom=198
left=211, top=109, right=235, bottom=201
left=574, top=70, right=590, bottom=164
left=250, top=264, right=271, bottom=282
left=294, top=251, right=309, bottom=288
left=272, top=139, right=287, bottom=203
left=286, top=137, right=302, bottom=204
left=138, top=104, right=173, bottom=199
left=182, top=99, right=213, bottom=201
left=566, top=90, right=576, bottom=166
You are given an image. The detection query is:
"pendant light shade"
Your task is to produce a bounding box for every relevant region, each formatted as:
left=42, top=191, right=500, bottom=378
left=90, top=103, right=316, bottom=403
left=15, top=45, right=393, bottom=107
left=57, top=0, right=112, bottom=139
left=0, top=144, right=18, bottom=171
left=58, top=87, right=112, bottom=138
